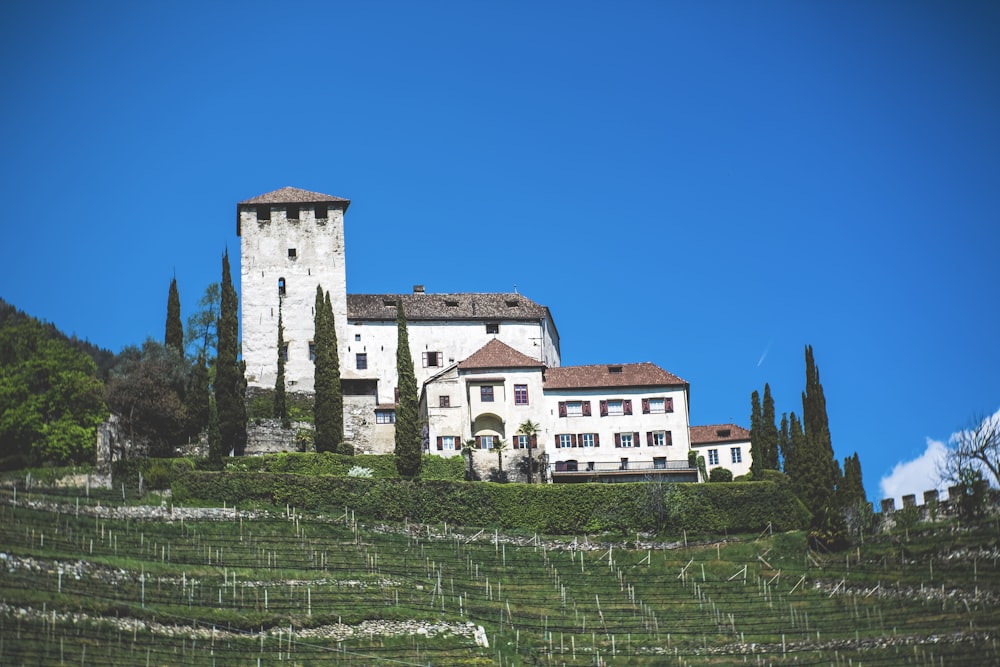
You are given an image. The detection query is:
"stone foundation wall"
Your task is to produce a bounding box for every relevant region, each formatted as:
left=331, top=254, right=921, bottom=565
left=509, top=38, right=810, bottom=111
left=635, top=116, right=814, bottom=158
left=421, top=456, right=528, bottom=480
left=246, top=419, right=313, bottom=455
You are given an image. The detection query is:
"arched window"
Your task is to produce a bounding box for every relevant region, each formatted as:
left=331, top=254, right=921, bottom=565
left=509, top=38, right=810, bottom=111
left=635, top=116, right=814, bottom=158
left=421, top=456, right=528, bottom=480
left=278, top=277, right=286, bottom=297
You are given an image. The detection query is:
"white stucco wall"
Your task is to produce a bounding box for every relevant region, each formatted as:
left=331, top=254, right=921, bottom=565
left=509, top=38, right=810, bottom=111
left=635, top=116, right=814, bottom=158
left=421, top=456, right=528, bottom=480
left=542, top=386, right=690, bottom=471
left=692, top=439, right=752, bottom=479
left=240, top=204, right=348, bottom=391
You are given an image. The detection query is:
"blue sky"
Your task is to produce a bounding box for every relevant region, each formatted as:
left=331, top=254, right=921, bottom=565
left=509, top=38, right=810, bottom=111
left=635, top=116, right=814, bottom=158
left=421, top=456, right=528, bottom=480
left=2, top=2, right=998, bottom=503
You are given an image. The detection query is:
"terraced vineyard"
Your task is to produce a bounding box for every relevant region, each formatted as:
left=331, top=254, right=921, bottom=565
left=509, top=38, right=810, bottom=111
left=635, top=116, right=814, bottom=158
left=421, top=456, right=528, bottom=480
left=1, top=487, right=997, bottom=665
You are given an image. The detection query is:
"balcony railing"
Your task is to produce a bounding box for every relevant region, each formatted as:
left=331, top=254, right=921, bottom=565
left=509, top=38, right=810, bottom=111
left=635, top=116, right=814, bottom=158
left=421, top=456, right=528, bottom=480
left=551, top=460, right=693, bottom=474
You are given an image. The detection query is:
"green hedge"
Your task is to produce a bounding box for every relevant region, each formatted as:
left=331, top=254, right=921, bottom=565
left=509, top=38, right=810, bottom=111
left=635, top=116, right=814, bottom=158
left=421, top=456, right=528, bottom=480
left=171, top=473, right=809, bottom=535
left=227, top=452, right=465, bottom=481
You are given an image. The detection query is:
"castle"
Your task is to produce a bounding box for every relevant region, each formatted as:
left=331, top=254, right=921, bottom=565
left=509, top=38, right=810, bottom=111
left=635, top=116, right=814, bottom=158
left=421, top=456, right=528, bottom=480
left=238, top=187, right=751, bottom=481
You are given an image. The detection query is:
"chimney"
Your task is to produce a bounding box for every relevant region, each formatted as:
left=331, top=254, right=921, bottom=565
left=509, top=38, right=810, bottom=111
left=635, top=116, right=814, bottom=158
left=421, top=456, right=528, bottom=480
left=413, top=285, right=425, bottom=294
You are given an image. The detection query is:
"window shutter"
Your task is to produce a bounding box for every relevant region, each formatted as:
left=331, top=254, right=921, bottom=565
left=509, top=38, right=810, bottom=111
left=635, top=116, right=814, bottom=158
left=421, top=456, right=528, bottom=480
left=633, top=432, right=640, bottom=447
left=614, top=433, right=621, bottom=448
left=475, top=435, right=483, bottom=449
left=641, top=398, right=650, bottom=414
left=600, top=400, right=608, bottom=417
left=558, top=401, right=567, bottom=417
left=530, top=434, right=537, bottom=450
left=422, top=352, right=428, bottom=367
left=437, top=436, right=443, bottom=451
left=594, top=433, right=600, bottom=447
left=665, top=430, right=673, bottom=446
left=623, top=400, right=632, bottom=415
left=572, top=434, right=578, bottom=447
left=582, top=401, right=592, bottom=416
left=666, top=397, right=673, bottom=413
left=646, top=432, right=653, bottom=447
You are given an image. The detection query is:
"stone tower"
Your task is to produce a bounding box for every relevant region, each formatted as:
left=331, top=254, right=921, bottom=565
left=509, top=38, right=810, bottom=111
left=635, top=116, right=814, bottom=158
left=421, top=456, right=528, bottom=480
left=237, top=187, right=349, bottom=392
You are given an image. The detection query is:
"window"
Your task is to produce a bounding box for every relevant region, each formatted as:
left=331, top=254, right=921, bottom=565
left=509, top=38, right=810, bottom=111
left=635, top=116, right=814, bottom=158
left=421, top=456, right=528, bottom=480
left=280, top=344, right=288, bottom=361
left=620, top=458, right=629, bottom=470
left=731, top=447, right=743, bottom=464
left=278, top=277, right=286, bottom=296
left=422, top=351, right=442, bottom=367
left=648, top=431, right=667, bottom=447
left=480, top=386, right=494, bottom=402
left=600, top=399, right=632, bottom=416
left=287, top=248, right=297, bottom=259
left=514, top=384, right=528, bottom=405
left=477, top=435, right=495, bottom=449
left=514, top=434, right=530, bottom=449
left=486, top=323, right=499, bottom=334
left=355, top=334, right=361, bottom=341
left=439, top=395, right=451, bottom=408
left=559, top=400, right=589, bottom=417
left=642, top=397, right=675, bottom=414
left=309, top=342, right=315, bottom=361
left=654, top=457, right=667, bottom=469
left=257, top=206, right=271, bottom=221
left=708, top=449, right=719, bottom=465
left=436, top=435, right=457, bottom=451
left=558, top=434, right=576, bottom=448
left=615, top=432, right=637, bottom=448
left=580, top=433, right=598, bottom=448
left=356, top=353, right=367, bottom=370
left=315, top=204, right=328, bottom=219
left=376, top=409, right=396, bottom=424
left=286, top=205, right=300, bottom=220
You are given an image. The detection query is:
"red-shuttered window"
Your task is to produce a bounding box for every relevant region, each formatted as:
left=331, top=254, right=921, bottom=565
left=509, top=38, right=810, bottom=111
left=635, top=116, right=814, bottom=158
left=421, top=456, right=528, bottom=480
left=436, top=436, right=458, bottom=450
left=642, top=397, right=673, bottom=414
left=514, top=385, right=528, bottom=405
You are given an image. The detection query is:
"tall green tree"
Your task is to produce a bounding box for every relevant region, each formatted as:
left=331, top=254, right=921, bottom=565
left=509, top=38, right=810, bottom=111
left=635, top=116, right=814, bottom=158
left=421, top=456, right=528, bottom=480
left=274, top=301, right=288, bottom=428
left=313, top=287, right=342, bottom=452
left=840, top=452, right=866, bottom=507
left=394, top=298, right=421, bottom=478
left=761, top=383, right=780, bottom=470
left=785, top=411, right=806, bottom=500
left=184, top=352, right=210, bottom=440
left=778, top=412, right=791, bottom=471
left=214, top=250, right=245, bottom=461
left=749, top=389, right=764, bottom=479
left=185, top=283, right=220, bottom=360
left=165, top=276, right=183, bottom=357
left=799, top=345, right=841, bottom=520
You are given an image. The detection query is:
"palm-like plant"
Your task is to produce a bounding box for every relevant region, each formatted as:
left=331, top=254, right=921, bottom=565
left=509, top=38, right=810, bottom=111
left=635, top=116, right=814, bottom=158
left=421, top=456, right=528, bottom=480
left=517, top=420, right=541, bottom=484
left=461, top=439, right=477, bottom=481
left=494, top=439, right=507, bottom=476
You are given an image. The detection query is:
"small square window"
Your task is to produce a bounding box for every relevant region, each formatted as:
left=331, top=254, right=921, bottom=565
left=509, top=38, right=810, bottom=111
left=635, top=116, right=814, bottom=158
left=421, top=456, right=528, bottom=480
left=287, top=205, right=300, bottom=220
left=486, top=323, right=499, bottom=334
left=315, top=204, right=328, bottom=219
left=356, top=353, right=367, bottom=370
left=580, top=433, right=595, bottom=448
left=731, top=447, right=743, bottom=464
left=708, top=449, right=719, bottom=466
left=423, top=351, right=442, bottom=367
left=514, top=434, right=530, bottom=449
left=288, top=248, right=297, bottom=259
left=376, top=409, right=395, bottom=424
left=558, top=434, right=574, bottom=448
left=257, top=206, right=271, bottom=221
left=618, top=432, right=634, bottom=448
left=607, top=400, right=624, bottom=416
left=565, top=401, right=583, bottom=417
left=480, top=386, right=494, bottom=402
left=439, top=395, right=451, bottom=408
left=355, top=334, right=361, bottom=341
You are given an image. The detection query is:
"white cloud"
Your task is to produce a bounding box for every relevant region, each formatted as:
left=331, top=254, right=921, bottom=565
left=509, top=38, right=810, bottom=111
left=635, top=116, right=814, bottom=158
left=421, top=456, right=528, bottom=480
left=879, top=438, right=948, bottom=505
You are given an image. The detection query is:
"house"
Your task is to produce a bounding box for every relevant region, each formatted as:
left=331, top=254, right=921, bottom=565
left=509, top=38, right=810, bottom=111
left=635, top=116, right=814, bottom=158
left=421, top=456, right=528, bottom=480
left=689, top=424, right=752, bottom=479
left=421, top=341, right=698, bottom=483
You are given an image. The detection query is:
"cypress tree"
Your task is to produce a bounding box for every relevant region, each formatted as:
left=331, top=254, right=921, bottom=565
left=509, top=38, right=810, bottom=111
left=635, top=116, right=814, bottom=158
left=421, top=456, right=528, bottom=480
left=165, top=276, right=183, bottom=357
left=761, top=383, right=780, bottom=470
left=394, top=298, right=422, bottom=478
left=840, top=452, right=866, bottom=507
left=215, top=249, right=246, bottom=460
left=274, top=301, right=288, bottom=428
left=799, top=345, right=840, bottom=520
left=313, top=286, right=334, bottom=452
left=749, top=390, right=763, bottom=479
left=778, top=412, right=790, bottom=471
left=786, top=411, right=807, bottom=502
left=325, top=291, right=345, bottom=453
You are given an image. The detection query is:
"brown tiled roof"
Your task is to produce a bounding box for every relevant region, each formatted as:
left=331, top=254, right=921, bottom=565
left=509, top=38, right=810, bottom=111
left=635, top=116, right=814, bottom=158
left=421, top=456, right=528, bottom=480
left=458, top=339, right=544, bottom=370
left=347, top=293, right=550, bottom=321
left=544, top=363, right=687, bottom=390
left=690, top=424, right=751, bottom=445
left=239, top=187, right=350, bottom=206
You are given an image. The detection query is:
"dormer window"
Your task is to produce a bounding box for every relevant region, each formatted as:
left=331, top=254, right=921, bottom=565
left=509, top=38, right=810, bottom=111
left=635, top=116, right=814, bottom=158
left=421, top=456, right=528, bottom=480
left=383, top=299, right=396, bottom=307
left=608, top=366, right=623, bottom=374
left=445, top=300, right=459, bottom=307
left=505, top=299, right=518, bottom=307
left=717, top=428, right=731, bottom=438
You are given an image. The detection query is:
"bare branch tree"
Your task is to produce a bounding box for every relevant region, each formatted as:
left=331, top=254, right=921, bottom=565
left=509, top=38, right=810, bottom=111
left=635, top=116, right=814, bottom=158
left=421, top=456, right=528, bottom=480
left=940, top=411, right=1000, bottom=488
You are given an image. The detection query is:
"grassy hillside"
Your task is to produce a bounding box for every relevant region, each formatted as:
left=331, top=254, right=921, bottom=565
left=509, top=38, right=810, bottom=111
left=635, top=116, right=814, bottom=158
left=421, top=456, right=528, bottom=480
left=0, top=485, right=997, bottom=665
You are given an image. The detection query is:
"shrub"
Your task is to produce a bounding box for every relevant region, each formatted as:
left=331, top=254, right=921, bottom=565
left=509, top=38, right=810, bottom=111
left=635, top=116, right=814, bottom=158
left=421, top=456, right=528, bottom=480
left=709, top=467, right=733, bottom=482
left=347, top=466, right=373, bottom=478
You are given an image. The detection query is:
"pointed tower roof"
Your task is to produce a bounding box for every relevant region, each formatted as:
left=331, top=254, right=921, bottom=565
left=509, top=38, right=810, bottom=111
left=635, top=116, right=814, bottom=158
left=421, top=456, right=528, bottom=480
left=458, top=339, right=545, bottom=370
left=239, top=186, right=350, bottom=206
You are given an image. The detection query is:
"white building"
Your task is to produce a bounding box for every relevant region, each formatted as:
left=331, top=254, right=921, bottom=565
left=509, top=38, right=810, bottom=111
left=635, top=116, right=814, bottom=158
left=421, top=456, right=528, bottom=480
left=237, top=186, right=751, bottom=478
left=689, top=424, right=752, bottom=479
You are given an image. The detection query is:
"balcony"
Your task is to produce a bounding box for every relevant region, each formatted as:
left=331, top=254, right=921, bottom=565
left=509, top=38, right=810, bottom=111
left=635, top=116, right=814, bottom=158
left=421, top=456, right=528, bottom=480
left=550, top=459, right=698, bottom=484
